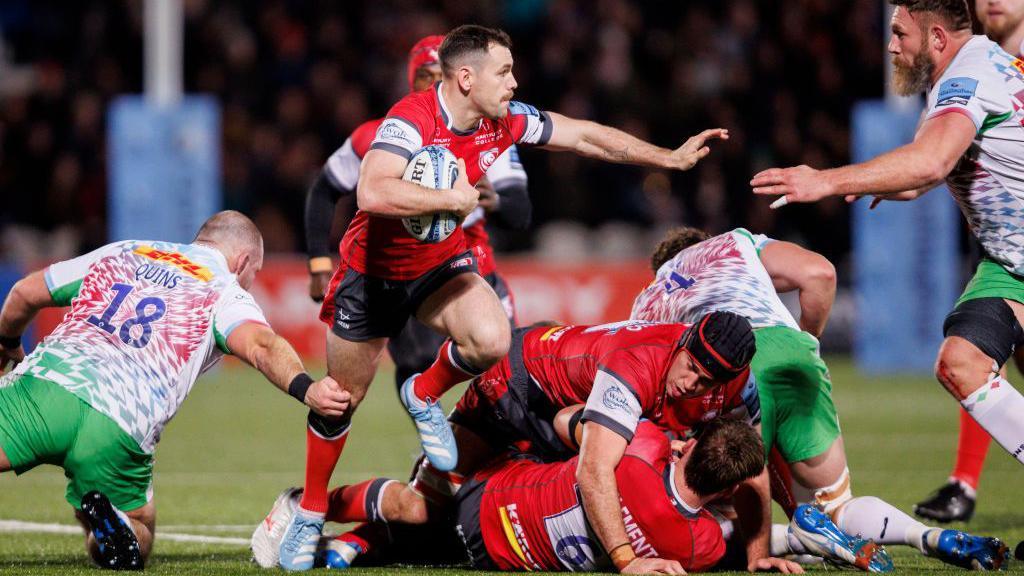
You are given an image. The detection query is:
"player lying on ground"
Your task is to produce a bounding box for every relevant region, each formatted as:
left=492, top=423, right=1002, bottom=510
left=0, top=211, right=348, bottom=570
left=752, top=0, right=1024, bottom=478
left=262, top=313, right=799, bottom=573
left=914, top=0, right=1024, bottom=525
left=286, top=22, right=732, bottom=571
left=630, top=226, right=1011, bottom=571
left=303, top=34, right=529, bottom=396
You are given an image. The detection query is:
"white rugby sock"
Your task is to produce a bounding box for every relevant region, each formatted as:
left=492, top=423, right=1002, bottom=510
left=961, top=376, right=1024, bottom=464
left=834, top=496, right=929, bottom=553
left=770, top=523, right=808, bottom=555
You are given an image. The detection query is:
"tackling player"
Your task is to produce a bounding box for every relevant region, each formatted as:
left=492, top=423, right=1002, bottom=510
left=303, top=34, right=529, bottom=391
left=631, top=227, right=1010, bottom=570
left=284, top=23, right=730, bottom=571
left=0, top=211, right=347, bottom=570
left=752, top=0, right=1024, bottom=490
left=914, top=0, right=1024, bottom=524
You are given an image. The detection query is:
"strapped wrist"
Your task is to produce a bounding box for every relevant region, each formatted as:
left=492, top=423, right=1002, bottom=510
left=288, top=373, right=315, bottom=404
left=609, top=542, right=636, bottom=572
left=308, top=257, right=333, bottom=274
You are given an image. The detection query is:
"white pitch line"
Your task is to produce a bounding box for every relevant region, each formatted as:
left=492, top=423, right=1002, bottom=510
left=0, top=520, right=248, bottom=546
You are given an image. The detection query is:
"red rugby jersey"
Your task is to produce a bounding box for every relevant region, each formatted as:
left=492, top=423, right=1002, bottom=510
left=339, top=83, right=549, bottom=279
left=519, top=321, right=757, bottom=443
left=476, top=422, right=727, bottom=572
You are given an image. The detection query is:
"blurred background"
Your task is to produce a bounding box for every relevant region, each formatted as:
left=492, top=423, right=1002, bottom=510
left=0, top=0, right=964, bottom=366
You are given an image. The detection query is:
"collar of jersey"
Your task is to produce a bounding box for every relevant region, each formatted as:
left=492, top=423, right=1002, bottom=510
left=664, top=460, right=702, bottom=518
left=436, top=82, right=482, bottom=136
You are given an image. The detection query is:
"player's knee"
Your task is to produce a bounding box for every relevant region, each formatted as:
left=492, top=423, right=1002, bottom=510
left=382, top=482, right=430, bottom=524
left=461, top=320, right=510, bottom=368
left=935, top=339, right=993, bottom=399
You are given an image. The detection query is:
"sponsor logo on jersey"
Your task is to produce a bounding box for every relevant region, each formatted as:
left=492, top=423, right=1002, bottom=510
left=450, top=257, right=473, bottom=270
left=936, top=77, right=978, bottom=107
left=134, top=246, right=212, bottom=281
left=478, top=147, right=500, bottom=172
left=1013, top=58, right=1024, bottom=76
left=379, top=120, right=414, bottom=145
left=499, top=504, right=539, bottom=569
left=603, top=385, right=631, bottom=412
left=134, top=263, right=181, bottom=289
left=539, top=325, right=570, bottom=342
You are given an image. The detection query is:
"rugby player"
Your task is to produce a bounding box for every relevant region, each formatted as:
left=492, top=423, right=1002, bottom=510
left=267, top=313, right=787, bottom=574
left=752, top=0, right=1024, bottom=486
left=914, top=0, right=1024, bottom=524
left=303, top=34, right=529, bottom=391
left=0, top=211, right=348, bottom=569
left=631, top=226, right=1010, bottom=570
left=284, top=23, right=729, bottom=571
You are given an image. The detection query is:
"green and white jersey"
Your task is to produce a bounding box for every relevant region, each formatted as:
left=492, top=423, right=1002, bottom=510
left=630, top=229, right=800, bottom=331
left=925, top=35, right=1024, bottom=275
left=1, top=240, right=268, bottom=453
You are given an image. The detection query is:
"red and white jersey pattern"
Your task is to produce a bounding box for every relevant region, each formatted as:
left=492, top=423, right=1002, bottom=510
left=477, top=422, right=726, bottom=572
left=2, top=241, right=267, bottom=453
left=631, top=229, right=798, bottom=331
left=338, top=83, right=548, bottom=279
left=520, top=321, right=756, bottom=442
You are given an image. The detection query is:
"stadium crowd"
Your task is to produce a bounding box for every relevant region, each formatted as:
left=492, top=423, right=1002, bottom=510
left=0, top=0, right=882, bottom=265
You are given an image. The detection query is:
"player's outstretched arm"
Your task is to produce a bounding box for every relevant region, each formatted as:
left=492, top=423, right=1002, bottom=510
left=759, top=242, right=836, bottom=338
left=0, top=270, right=53, bottom=371
left=226, top=322, right=350, bottom=418
left=542, top=111, right=728, bottom=172
left=357, top=150, right=479, bottom=218
left=732, top=461, right=775, bottom=573
left=751, top=111, right=975, bottom=208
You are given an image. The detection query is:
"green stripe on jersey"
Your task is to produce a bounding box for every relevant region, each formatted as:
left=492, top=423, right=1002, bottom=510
left=50, top=280, right=83, bottom=307
left=980, top=111, right=1013, bottom=135
left=213, top=319, right=231, bottom=354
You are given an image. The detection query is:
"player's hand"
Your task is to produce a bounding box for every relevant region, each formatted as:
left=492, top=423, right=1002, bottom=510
left=450, top=158, right=481, bottom=219
left=751, top=165, right=835, bottom=208
left=476, top=176, right=500, bottom=213
left=669, top=128, right=729, bottom=171
left=0, top=344, right=24, bottom=373
left=309, top=272, right=331, bottom=303
left=621, top=557, right=687, bottom=574
left=304, top=376, right=351, bottom=418
left=747, top=557, right=804, bottom=574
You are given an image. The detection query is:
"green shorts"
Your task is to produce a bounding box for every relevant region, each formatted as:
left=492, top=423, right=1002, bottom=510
left=753, top=326, right=841, bottom=463
left=955, top=258, right=1024, bottom=307
left=0, top=375, right=153, bottom=511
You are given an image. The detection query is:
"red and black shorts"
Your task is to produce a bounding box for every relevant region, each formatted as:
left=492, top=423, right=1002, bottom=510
left=318, top=250, right=478, bottom=341
left=449, top=328, right=574, bottom=463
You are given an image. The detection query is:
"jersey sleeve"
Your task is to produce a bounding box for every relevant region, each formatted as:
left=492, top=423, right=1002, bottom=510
left=925, top=61, right=1005, bottom=132
left=734, top=228, right=773, bottom=254
left=44, top=241, right=132, bottom=305
left=323, top=138, right=361, bottom=192
left=582, top=351, right=660, bottom=442
left=485, top=145, right=528, bottom=189
left=507, top=101, right=553, bottom=146
left=725, top=370, right=761, bottom=426
left=212, top=284, right=270, bottom=354
left=369, top=98, right=431, bottom=160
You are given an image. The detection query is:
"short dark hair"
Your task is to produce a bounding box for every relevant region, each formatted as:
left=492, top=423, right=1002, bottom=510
left=650, top=227, right=710, bottom=272
left=889, top=0, right=972, bottom=31
left=439, top=24, right=513, bottom=77
left=684, top=417, right=764, bottom=497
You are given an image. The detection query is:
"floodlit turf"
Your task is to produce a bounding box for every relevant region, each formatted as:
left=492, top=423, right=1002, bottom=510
left=0, top=358, right=1021, bottom=575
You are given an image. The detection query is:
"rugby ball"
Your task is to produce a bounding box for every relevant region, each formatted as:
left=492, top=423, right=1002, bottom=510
left=401, top=145, right=460, bottom=243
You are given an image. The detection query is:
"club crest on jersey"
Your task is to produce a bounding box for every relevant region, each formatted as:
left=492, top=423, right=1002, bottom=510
left=478, top=147, right=500, bottom=172
left=936, top=77, right=978, bottom=107
left=134, top=246, right=212, bottom=281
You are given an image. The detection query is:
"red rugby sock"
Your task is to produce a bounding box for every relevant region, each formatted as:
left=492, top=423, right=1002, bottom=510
left=951, top=406, right=991, bottom=490
left=299, top=424, right=349, bottom=514
left=413, top=340, right=482, bottom=401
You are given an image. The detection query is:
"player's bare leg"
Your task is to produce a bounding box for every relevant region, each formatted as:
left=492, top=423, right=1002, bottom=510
left=282, top=333, right=387, bottom=571
left=399, top=273, right=510, bottom=470
left=935, top=299, right=1024, bottom=466
left=0, top=445, right=11, bottom=472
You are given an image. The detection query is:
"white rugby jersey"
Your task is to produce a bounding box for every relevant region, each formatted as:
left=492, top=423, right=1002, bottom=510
left=1, top=240, right=268, bottom=453
left=925, top=35, right=1024, bottom=275
left=630, top=229, right=799, bottom=330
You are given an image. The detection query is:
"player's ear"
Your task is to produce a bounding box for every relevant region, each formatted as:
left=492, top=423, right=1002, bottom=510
left=457, top=65, right=473, bottom=92
left=929, top=22, right=947, bottom=52
left=232, top=251, right=251, bottom=277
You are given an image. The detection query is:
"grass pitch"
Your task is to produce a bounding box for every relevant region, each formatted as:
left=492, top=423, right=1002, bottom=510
left=0, top=358, right=1021, bottom=574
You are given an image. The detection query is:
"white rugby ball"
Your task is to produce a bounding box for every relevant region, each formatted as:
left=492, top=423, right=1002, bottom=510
left=401, top=145, right=460, bottom=243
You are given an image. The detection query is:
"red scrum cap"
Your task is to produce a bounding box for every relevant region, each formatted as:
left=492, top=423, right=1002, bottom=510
left=407, top=35, right=445, bottom=91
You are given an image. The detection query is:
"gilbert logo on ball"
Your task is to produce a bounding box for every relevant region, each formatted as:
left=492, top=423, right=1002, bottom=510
left=402, top=145, right=460, bottom=243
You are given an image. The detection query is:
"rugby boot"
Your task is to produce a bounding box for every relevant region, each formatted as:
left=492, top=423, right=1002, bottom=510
left=323, top=538, right=363, bottom=569
left=790, top=504, right=894, bottom=572
left=914, top=480, right=976, bottom=523
left=924, top=529, right=1010, bottom=570
left=251, top=487, right=302, bottom=568
left=80, top=491, right=143, bottom=571
left=400, top=374, right=458, bottom=471
left=279, top=507, right=325, bottom=571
